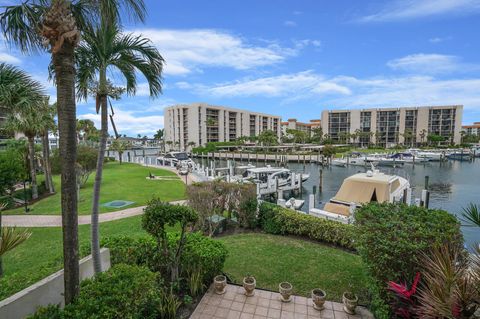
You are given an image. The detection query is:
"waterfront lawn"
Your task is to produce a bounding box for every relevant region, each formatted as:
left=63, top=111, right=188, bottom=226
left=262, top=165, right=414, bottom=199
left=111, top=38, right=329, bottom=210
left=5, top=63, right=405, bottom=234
left=0, top=215, right=159, bottom=301
left=218, top=233, right=369, bottom=303
left=4, top=162, right=186, bottom=215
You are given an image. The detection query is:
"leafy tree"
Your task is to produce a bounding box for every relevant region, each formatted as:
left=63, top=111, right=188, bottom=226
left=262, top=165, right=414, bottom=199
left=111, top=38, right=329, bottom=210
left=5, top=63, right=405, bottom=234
left=427, top=134, right=445, bottom=146
left=0, top=146, right=27, bottom=196
left=322, top=145, right=336, bottom=158
left=142, top=199, right=198, bottom=282
left=311, top=127, right=323, bottom=144
left=257, top=129, right=278, bottom=147
left=76, top=119, right=97, bottom=143
left=109, top=139, right=130, bottom=164
left=75, top=145, right=98, bottom=189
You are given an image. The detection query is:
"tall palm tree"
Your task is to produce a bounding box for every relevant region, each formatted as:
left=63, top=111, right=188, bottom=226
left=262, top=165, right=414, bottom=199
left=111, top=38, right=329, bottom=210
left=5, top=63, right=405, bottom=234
left=0, top=0, right=145, bottom=304
left=4, top=105, right=46, bottom=200
left=77, top=118, right=96, bottom=143
left=76, top=22, right=163, bottom=273
left=39, top=98, right=56, bottom=194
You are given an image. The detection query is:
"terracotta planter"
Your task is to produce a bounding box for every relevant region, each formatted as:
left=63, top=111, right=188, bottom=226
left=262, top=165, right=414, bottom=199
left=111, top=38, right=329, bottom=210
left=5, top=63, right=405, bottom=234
left=342, top=292, right=358, bottom=314
left=311, top=288, right=326, bottom=310
left=243, top=276, right=256, bottom=297
left=214, top=275, right=227, bottom=295
left=279, top=282, right=293, bottom=302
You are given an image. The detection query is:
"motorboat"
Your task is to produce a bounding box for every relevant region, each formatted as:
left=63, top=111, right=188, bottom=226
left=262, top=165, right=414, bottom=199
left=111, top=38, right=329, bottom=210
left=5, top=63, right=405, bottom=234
left=309, top=169, right=410, bottom=224
left=390, top=152, right=429, bottom=164
left=157, top=151, right=195, bottom=167
left=448, top=150, right=472, bottom=161
left=366, top=154, right=405, bottom=167
left=278, top=197, right=305, bottom=210
left=332, top=158, right=347, bottom=167
left=243, top=166, right=309, bottom=188
left=408, top=149, right=446, bottom=161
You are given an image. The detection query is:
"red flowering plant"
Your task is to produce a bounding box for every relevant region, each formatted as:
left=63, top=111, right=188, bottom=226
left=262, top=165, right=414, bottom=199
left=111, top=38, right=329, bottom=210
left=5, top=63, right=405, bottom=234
left=387, top=272, right=421, bottom=318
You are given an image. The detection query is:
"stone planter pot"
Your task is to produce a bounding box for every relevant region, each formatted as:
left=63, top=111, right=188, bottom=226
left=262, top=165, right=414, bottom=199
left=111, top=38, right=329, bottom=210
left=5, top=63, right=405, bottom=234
left=342, top=292, right=358, bottom=314
left=213, top=275, right=227, bottom=295
left=311, top=288, right=326, bottom=310
left=243, top=276, right=256, bottom=297
left=279, top=282, right=293, bottom=302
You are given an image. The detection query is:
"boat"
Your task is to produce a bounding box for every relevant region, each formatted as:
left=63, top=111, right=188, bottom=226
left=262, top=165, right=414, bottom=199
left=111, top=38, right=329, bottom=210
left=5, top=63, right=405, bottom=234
left=408, top=149, right=446, bottom=161
left=157, top=151, right=195, bottom=167
left=390, top=152, right=430, bottom=164
left=332, top=158, right=347, bottom=167
left=366, top=154, right=405, bottom=167
left=309, top=169, right=410, bottom=224
left=448, top=150, right=472, bottom=161
left=243, top=166, right=309, bottom=188
left=472, top=145, right=480, bottom=157
left=279, top=197, right=305, bottom=210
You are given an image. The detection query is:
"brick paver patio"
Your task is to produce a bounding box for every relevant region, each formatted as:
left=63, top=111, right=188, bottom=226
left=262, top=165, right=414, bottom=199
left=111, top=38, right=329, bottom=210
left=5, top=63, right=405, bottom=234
left=190, top=284, right=374, bottom=319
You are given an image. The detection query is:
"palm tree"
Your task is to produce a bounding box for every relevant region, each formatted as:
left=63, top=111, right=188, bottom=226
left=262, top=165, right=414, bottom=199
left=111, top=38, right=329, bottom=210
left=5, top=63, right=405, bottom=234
left=0, top=0, right=146, bottom=304
left=154, top=128, right=164, bottom=152
left=77, top=119, right=96, bottom=143
left=461, top=203, right=480, bottom=227
left=4, top=106, right=46, bottom=200
left=39, top=98, right=56, bottom=194
left=420, top=129, right=427, bottom=146
left=76, top=22, right=163, bottom=273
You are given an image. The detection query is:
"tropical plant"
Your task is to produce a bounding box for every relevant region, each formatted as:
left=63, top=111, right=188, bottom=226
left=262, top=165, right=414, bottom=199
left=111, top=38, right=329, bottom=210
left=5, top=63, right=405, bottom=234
left=154, top=128, right=164, bottom=151
left=419, top=129, right=427, bottom=145
left=460, top=203, right=480, bottom=227
left=109, top=139, right=130, bottom=164
left=416, top=244, right=479, bottom=318
left=76, top=18, right=163, bottom=273
left=0, top=144, right=27, bottom=196
left=387, top=272, right=421, bottom=318
left=76, top=119, right=96, bottom=143
left=141, top=199, right=198, bottom=283
left=257, top=129, right=278, bottom=147
left=0, top=226, right=31, bottom=277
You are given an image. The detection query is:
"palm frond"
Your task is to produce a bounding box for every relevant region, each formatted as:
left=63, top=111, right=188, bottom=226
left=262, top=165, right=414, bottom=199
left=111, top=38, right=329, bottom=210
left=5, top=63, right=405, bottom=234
left=96, top=0, right=146, bottom=26
left=461, top=203, right=480, bottom=227
left=0, top=227, right=31, bottom=256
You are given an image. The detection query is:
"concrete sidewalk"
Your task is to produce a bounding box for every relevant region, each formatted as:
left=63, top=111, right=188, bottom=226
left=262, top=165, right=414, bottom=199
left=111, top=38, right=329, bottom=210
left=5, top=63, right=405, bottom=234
left=2, top=200, right=186, bottom=228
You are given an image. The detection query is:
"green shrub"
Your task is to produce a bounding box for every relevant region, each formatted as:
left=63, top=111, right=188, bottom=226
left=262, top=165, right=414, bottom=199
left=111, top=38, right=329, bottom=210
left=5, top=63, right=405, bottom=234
left=354, top=203, right=463, bottom=316
left=91, top=232, right=227, bottom=287
left=29, top=264, right=160, bottom=319
left=258, top=202, right=355, bottom=249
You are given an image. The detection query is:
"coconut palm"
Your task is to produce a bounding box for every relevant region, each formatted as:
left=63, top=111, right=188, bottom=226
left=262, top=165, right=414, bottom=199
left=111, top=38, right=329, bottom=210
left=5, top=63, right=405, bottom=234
left=38, top=98, right=56, bottom=194
left=76, top=22, right=163, bottom=273
left=0, top=63, right=44, bottom=111
left=77, top=118, right=96, bottom=143
left=0, top=0, right=146, bottom=304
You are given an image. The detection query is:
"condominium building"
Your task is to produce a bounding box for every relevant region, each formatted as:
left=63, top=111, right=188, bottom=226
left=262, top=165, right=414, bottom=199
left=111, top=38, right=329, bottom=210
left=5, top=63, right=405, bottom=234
left=164, top=103, right=281, bottom=150
left=281, top=119, right=321, bottom=137
left=321, top=105, right=463, bottom=147
left=462, top=122, right=480, bottom=136
left=0, top=107, right=12, bottom=141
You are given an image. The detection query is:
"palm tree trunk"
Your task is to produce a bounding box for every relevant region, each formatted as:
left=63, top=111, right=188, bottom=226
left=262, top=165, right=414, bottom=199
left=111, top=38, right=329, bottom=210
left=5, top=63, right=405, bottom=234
left=27, top=136, right=38, bottom=200
left=53, top=40, right=79, bottom=305
left=42, top=131, right=55, bottom=193
left=91, top=93, right=107, bottom=274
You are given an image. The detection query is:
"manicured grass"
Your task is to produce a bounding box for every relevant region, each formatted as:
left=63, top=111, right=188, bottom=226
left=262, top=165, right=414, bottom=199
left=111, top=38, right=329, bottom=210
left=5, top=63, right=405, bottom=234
left=5, top=162, right=186, bottom=215
left=0, top=215, right=150, bottom=301
left=218, top=233, right=369, bottom=303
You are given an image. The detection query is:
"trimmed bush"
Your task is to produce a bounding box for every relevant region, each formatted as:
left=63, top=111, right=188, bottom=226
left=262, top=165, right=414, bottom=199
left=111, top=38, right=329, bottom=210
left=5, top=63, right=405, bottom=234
left=29, top=264, right=160, bottom=319
left=87, top=232, right=228, bottom=285
left=354, top=203, right=463, bottom=318
left=257, top=202, right=355, bottom=249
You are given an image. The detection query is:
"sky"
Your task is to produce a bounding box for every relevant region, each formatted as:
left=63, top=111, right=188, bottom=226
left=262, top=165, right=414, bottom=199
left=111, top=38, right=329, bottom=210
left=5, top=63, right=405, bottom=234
left=1, top=0, right=480, bottom=136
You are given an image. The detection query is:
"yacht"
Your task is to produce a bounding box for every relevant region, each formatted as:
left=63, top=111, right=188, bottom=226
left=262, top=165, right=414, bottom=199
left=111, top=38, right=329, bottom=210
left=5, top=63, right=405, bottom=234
left=390, top=152, right=429, bottom=164
left=242, top=166, right=310, bottom=188
left=366, top=154, right=405, bottom=167
left=309, top=169, right=410, bottom=223
left=157, top=151, right=195, bottom=167
left=408, top=149, right=445, bottom=161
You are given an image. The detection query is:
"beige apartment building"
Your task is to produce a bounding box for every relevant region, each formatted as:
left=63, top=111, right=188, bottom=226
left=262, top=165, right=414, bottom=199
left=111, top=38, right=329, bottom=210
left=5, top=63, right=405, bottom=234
left=462, top=122, right=480, bottom=136
left=321, top=105, right=463, bottom=147
left=281, top=118, right=321, bottom=137
left=164, top=103, right=281, bottom=150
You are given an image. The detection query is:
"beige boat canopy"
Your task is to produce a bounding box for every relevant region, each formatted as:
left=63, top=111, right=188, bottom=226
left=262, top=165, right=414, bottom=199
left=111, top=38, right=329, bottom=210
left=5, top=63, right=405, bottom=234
left=332, top=173, right=401, bottom=204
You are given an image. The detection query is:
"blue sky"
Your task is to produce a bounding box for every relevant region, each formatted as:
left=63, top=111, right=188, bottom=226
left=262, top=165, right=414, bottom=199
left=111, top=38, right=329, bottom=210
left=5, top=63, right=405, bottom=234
left=2, top=0, right=480, bottom=136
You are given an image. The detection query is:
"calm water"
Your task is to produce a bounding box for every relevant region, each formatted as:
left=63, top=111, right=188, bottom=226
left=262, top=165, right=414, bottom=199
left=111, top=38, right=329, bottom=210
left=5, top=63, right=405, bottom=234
left=193, top=157, right=480, bottom=248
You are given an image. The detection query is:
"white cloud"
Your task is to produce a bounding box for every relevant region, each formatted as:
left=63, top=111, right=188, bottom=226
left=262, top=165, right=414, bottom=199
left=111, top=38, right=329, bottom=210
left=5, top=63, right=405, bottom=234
left=387, top=53, right=479, bottom=74
left=0, top=51, right=21, bottom=64
left=284, top=20, right=297, bottom=27
left=200, top=71, right=351, bottom=98
left=429, top=36, right=451, bottom=43
left=327, top=75, right=480, bottom=111
left=358, top=0, right=480, bottom=22
left=131, top=29, right=298, bottom=76
left=79, top=108, right=164, bottom=136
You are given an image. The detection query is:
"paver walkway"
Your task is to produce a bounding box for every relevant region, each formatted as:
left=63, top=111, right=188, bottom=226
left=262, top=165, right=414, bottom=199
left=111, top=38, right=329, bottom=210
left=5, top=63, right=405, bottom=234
left=2, top=200, right=186, bottom=227
left=190, top=284, right=373, bottom=319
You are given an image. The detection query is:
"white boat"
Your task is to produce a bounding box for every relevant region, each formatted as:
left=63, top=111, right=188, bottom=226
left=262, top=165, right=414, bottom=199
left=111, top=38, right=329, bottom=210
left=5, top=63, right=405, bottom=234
left=309, top=169, right=410, bottom=224
left=332, top=158, right=347, bottom=167
left=390, top=153, right=429, bottom=164
left=282, top=197, right=305, bottom=210
left=243, top=166, right=309, bottom=188
left=366, top=154, right=405, bottom=167
left=157, top=151, right=195, bottom=167
left=348, top=156, right=371, bottom=167
left=408, top=149, right=445, bottom=161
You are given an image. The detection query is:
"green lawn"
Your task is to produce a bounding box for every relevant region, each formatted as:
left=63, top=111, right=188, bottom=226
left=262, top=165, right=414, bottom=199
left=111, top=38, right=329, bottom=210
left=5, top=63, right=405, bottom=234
left=0, top=215, right=150, bottom=301
left=5, top=162, right=186, bottom=215
left=218, top=233, right=368, bottom=303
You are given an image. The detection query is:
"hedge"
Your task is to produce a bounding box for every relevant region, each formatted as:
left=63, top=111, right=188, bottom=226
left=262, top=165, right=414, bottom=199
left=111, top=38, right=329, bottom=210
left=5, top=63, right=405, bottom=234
left=29, top=264, right=160, bottom=319
left=82, top=232, right=228, bottom=285
left=354, top=203, right=463, bottom=318
left=257, top=202, right=355, bottom=250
